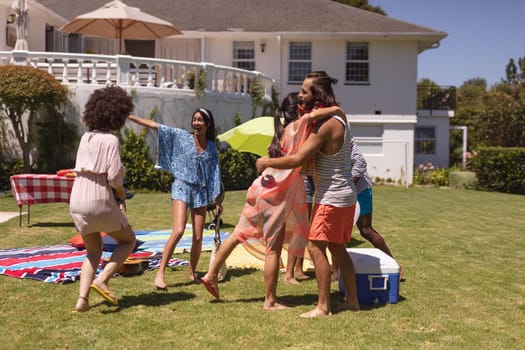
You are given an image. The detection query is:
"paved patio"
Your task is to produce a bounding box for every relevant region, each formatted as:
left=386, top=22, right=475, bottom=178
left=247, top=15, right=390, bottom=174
left=0, top=212, right=19, bottom=223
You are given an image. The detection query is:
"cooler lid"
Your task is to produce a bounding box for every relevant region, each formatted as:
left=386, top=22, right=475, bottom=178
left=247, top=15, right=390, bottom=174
left=347, top=248, right=400, bottom=274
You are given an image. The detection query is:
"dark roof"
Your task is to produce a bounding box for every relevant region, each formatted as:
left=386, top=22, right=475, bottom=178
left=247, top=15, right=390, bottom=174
left=37, top=0, right=445, bottom=36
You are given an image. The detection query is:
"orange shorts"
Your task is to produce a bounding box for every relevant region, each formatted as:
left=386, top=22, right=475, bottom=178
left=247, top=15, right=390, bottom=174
left=309, top=203, right=356, bottom=244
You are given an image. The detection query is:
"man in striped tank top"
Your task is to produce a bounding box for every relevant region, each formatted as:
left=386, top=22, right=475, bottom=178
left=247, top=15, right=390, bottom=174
left=257, top=71, right=360, bottom=317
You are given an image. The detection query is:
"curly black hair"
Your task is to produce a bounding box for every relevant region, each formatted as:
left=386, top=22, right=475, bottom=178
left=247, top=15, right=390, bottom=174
left=83, top=86, right=134, bottom=131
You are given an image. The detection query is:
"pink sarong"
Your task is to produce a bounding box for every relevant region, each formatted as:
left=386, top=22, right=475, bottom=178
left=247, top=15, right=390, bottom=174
left=233, top=116, right=312, bottom=259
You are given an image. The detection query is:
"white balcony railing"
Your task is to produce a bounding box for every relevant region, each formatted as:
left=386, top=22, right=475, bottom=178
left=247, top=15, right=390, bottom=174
left=0, top=51, right=274, bottom=100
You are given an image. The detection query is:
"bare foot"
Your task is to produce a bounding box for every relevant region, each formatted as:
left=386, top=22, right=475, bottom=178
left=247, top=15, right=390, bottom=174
left=189, top=273, right=201, bottom=284
left=300, top=308, right=332, bottom=318
left=284, top=276, right=301, bottom=285
left=154, top=272, right=167, bottom=290
left=295, top=273, right=309, bottom=280
left=263, top=302, right=290, bottom=311
left=74, top=296, right=89, bottom=312
left=334, top=302, right=360, bottom=313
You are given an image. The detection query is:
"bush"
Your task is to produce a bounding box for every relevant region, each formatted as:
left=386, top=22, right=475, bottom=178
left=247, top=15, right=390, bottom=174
left=33, top=107, right=78, bottom=173
left=119, top=128, right=173, bottom=192
left=469, top=147, right=525, bottom=194
left=219, top=148, right=258, bottom=191
left=0, top=160, right=23, bottom=192
left=413, top=163, right=450, bottom=187
left=0, top=65, right=68, bottom=172
left=449, top=171, right=478, bottom=190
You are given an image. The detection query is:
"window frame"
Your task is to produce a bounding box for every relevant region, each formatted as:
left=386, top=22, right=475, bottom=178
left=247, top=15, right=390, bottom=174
left=232, top=41, right=255, bottom=71
left=288, top=41, right=312, bottom=84
left=345, top=42, right=369, bottom=85
left=415, top=126, right=437, bottom=155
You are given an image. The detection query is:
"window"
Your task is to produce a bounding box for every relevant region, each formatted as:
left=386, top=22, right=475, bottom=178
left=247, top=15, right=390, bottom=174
left=352, top=125, right=383, bottom=154
left=346, top=43, right=369, bottom=83
left=288, top=42, right=311, bottom=83
left=415, top=127, right=436, bottom=154
left=233, top=41, right=255, bottom=71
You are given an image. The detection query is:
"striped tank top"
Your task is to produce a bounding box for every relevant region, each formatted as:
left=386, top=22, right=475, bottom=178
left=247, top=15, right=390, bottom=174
left=313, top=116, right=356, bottom=207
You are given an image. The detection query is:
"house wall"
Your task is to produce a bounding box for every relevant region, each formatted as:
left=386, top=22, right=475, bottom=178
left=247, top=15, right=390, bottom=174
left=203, top=34, right=420, bottom=184
left=1, top=8, right=12, bottom=50
left=414, top=115, right=450, bottom=169
left=64, top=85, right=254, bottom=133
left=1, top=2, right=448, bottom=185
left=0, top=2, right=65, bottom=51
left=2, top=84, right=255, bottom=162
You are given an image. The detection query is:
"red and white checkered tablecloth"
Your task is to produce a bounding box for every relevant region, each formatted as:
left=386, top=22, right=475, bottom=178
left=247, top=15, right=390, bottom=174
left=10, top=174, right=75, bottom=207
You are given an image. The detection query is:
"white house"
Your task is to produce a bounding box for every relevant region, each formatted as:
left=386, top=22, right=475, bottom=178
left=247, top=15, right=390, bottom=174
left=0, top=0, right=454, bottom=184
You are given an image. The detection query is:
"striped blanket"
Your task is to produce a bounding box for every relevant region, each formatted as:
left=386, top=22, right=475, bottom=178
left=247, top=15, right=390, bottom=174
left=0, top=227, right=229, bottom=284
left=135, top=227, right=230, bottom=254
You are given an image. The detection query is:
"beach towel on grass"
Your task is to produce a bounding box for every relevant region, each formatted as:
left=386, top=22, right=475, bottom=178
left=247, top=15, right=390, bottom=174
left=0, top=245, right=187, bottom=284
left=135, top=226, right=230, bottom=254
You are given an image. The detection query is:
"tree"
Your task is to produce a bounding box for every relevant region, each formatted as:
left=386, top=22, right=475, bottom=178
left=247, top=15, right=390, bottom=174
left=332, top=0, right=386, bottom=15
left=504, top=53, right=525, bottom=85
left=477, top=83, right=525, bottom=147
left=0, top=65, right=67, bottom=172
left=505, top=58, right=518, bottom=84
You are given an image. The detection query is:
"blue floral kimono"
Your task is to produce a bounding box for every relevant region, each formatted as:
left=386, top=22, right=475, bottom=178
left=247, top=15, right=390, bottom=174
left=156, top=124, right=221, bottom=207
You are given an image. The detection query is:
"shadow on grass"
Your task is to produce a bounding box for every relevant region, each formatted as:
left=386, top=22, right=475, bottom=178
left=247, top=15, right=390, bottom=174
left=346, top=237, right=367, bottom=248
left=30, top=222, right=75, bottom=228
left=248, top=292, right=407, bottom=312
left=229, top=293, right=319, bottom=306
left=102, top=291, right=195, bottom=313
left=222, top=267, right=259, bottom=279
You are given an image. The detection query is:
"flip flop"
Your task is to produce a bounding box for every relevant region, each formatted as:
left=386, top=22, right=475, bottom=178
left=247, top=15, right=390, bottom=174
left=200, top=277, right=220, bottom=301
left=90, top=284, right=118, bottom=305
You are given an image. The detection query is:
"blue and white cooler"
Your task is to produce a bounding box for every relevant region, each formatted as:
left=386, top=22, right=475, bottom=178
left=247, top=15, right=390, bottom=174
left=338, top=248, right=400, bottom=304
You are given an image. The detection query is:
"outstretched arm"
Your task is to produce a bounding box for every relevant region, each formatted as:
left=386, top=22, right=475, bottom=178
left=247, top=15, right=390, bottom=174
left=128, top=115, right=159, bottom=130
left=304, top=106, right=346, bottom=124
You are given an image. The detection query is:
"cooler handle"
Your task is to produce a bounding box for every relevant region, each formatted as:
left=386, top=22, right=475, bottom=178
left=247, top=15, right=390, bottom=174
left=368, top=274, right=389, bottom=290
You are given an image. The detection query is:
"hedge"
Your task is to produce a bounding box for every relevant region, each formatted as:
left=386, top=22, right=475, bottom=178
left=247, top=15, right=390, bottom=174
left=469, top=147, right=525, bottom=194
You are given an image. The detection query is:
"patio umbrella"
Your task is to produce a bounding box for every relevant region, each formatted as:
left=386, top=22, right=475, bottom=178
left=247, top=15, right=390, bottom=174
left=217, top=117, right=275, bottom=156
left=59, top=0, right=182, bottom=54
left=12, top=0, right=28, bottom=50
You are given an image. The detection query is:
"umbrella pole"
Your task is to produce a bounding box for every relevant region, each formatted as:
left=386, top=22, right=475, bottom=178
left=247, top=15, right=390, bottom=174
left=118, top=21, right=123, bottom=54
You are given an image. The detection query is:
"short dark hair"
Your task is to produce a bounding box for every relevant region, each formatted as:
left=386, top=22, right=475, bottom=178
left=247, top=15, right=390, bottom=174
left=83, top=86, right=134, bottom=131
left=193, top=108, right=216, bottom=140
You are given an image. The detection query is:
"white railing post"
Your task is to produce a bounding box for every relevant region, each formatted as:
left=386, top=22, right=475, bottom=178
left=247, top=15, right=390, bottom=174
left=116, top=55, right=131, bottom=86
left=0, top=51, right=274, bottom=101
left=61, top=59, right=69, bottom=84
left=77, top=60, right=84, bottom=84
left=10, top=50, right=29, bottom=65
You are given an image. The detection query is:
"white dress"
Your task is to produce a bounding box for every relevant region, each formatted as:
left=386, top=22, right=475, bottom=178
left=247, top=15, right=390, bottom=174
left=69, top=131, right=128, bottom=235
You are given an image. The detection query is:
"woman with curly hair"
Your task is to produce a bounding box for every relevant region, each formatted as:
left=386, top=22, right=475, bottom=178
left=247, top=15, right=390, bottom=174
left=70, top=86, right=136, bottom=312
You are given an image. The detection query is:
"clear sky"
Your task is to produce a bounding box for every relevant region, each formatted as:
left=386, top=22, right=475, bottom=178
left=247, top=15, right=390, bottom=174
left=369, top=0, right=525, bottom=88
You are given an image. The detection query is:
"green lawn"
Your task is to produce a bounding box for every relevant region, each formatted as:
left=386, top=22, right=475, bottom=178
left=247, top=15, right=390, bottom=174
left=0, top=186, right=524, bottom=349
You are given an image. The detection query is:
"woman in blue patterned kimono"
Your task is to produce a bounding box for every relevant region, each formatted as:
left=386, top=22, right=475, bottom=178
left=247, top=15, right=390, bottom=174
left=128, top=109, right=222, bottom=290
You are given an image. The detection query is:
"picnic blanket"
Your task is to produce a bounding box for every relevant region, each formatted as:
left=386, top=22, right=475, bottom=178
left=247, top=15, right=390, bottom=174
left=0, top=245, right=186, bottom=284
left=135, top=226, right=230, bottom=254
left=0, top=226, right=230, bottom=284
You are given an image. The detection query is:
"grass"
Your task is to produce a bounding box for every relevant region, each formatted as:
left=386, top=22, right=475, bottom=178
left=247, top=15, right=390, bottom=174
left=0, top=186, right=524, bottom=349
